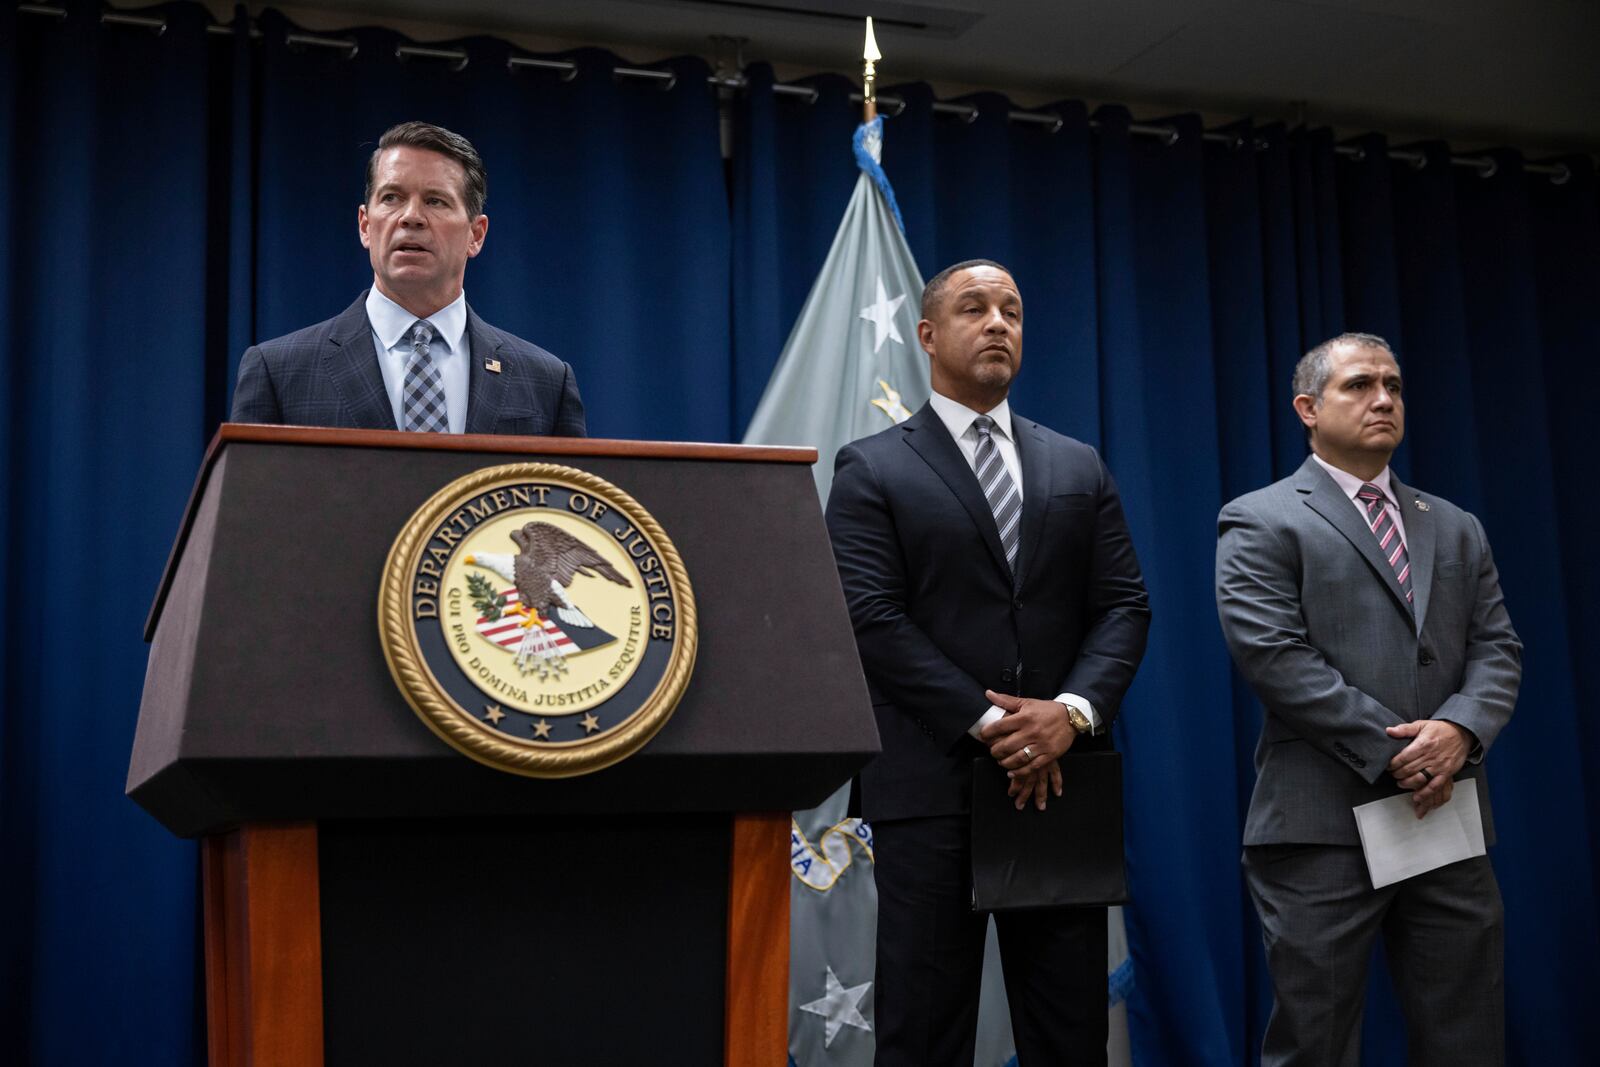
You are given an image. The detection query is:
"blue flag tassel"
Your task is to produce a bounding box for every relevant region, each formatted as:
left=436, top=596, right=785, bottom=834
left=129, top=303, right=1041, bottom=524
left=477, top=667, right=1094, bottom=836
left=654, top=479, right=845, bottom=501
left=852, top=116, right=907, bottom=235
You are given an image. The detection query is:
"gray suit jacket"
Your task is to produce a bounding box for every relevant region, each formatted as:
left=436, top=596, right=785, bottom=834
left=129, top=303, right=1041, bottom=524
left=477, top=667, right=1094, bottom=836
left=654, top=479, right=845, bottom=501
left=231, top=292, right=586, bottom=436
left=1216, top=457, right=1521, bottom=846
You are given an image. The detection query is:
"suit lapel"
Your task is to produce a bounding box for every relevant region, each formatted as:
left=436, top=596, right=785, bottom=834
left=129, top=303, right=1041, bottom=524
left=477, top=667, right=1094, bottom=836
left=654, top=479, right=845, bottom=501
left=1011, top=416, right=1051, bottom=590
left=1295, top=458, right=1414, bottom=621
left=1392, top=473, right=1435, bottom=635
left=463, top=307, right=506, bottom=435
left=326, top=294, right=398, bottom=430
left=902, top=405, right=1012, bottom=581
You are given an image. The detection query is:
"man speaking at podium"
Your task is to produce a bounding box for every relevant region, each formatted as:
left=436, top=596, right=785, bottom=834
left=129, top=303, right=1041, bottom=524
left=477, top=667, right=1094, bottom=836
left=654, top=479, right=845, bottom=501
left=231, top=121, right=586, bottom=436
left=826, top=260, right=1150, bottom=1065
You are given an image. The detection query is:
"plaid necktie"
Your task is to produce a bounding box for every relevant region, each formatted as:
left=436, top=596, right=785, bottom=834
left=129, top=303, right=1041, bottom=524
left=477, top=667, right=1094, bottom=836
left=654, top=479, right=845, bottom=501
left=973, top=415, right=1021, bottom=573
left=1358, top=482, right=1412, bottom=606
left=401, top=320, right=447, bottom=432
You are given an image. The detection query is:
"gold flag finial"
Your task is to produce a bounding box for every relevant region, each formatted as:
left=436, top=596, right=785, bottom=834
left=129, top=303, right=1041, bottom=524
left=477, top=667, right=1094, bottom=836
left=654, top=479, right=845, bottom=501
left=862, top=16, right=880, bottom=122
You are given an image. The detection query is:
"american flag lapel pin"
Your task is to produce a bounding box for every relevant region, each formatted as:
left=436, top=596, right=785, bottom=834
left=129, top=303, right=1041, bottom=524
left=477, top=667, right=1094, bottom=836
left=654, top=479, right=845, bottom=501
left=485, top=358, right=502, bottom=374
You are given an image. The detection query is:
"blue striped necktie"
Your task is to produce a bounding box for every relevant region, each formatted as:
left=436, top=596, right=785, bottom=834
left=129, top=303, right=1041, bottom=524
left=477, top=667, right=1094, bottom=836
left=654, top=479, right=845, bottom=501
left=973, top=416, right=1020, bottom=573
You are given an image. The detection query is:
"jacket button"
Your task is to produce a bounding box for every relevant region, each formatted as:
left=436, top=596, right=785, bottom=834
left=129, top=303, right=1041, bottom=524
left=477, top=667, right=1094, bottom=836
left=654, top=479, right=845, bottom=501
left=1418, top=649, right=1433, bottom=666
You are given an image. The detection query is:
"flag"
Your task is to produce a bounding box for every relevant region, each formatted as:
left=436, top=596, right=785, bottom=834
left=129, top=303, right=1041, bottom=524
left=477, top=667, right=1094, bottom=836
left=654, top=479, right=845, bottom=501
left=743, top=116, right=928, bottom=504
left=744, top=113, right=925, bottom=1067
left=749, top=115, right=1134, bottom=1067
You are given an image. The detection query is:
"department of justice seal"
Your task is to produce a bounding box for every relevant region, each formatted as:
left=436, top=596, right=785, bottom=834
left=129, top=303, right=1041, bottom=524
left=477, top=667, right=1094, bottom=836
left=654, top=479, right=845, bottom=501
left=378, top=463, right=697, bottom=777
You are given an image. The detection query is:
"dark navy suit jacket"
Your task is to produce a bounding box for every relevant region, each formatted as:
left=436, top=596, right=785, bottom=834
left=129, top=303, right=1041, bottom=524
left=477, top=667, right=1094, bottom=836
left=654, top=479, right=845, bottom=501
left=825, top=402, right=1151, bottom=822
left=231, top=292, right=586, bottom=436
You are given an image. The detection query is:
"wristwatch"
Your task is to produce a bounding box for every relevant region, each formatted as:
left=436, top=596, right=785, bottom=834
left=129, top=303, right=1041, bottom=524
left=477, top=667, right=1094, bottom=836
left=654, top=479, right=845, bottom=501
left=1064, top=703, right=1094, bottom=736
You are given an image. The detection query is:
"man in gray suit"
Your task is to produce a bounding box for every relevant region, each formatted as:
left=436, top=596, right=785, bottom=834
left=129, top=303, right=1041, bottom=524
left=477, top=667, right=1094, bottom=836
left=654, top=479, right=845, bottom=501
left=231, top=121, right=585, bottom=436
left=1216, top=333, right=1520, bottom=1066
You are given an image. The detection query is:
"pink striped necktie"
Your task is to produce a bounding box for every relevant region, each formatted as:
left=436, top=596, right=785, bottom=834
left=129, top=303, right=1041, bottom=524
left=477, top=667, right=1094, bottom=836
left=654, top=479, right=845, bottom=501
left=1357, top=482, right=1412, bottom=607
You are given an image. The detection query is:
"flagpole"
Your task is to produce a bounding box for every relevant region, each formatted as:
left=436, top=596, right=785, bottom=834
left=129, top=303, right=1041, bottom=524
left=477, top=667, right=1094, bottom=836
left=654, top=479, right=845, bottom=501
left=862, top=16, right=880, bottom=122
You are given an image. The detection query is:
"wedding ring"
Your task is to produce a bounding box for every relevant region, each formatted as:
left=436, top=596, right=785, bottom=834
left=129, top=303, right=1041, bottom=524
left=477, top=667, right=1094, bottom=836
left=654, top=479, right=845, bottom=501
left=1421, top=768, right=1434, bottom=781
left=1023, top=745, right=1033, bottom=759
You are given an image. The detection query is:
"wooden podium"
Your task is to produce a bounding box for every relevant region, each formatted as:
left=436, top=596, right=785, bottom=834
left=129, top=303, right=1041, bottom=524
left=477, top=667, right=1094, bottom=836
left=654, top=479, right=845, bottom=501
left=129, top=425, right=879, bottom=1066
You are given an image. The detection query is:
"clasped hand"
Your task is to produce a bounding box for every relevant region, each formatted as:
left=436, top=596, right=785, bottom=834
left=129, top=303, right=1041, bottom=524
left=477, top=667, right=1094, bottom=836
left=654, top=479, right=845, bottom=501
left=979, top=690, right=1076, bottom=811
left=1386, top=719, right=1471, bottom=819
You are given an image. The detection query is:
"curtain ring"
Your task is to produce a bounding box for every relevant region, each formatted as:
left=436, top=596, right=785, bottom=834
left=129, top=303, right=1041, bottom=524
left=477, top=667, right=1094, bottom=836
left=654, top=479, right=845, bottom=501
left=285, top=33, right=359, bottom=60
left=396, top=45, right=469, bottom=73
left=615, top=65, right=677, bottom=92
left=101, top=12, right=166, bottom=36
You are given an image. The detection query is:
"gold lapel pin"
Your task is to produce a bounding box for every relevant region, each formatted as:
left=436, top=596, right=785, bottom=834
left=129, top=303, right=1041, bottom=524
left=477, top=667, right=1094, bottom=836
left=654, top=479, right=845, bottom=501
left=1414, top=499, right=1430, bottom=511
left=485, top=358, right=502, bottom=374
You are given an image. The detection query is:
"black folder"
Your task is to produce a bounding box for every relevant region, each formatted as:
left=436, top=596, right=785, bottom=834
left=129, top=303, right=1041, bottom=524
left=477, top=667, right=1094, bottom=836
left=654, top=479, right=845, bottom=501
left=970, top=752, right=1127, bottom=911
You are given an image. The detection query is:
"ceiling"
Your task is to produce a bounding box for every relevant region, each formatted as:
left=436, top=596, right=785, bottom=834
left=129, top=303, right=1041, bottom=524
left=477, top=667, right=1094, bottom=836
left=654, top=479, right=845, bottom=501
left=268, top=0, right=1599, bottom=154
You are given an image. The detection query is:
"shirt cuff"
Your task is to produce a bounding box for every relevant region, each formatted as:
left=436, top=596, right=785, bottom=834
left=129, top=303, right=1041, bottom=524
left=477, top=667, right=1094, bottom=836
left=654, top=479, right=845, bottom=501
left=969, top=695, right=1102, bottom=741
left=969, top=706, right=1005, bottom=740
left=1055, top=692, right=1101, bottom=734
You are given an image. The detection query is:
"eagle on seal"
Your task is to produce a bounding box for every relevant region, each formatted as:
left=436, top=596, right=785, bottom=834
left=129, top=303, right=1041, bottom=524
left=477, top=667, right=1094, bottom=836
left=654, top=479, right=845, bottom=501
left=464, top=521, right=632, bottom=675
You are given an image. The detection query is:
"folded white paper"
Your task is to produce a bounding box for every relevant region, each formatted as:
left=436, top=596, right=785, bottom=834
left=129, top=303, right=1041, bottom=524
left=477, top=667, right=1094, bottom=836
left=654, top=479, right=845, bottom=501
left=1353, top=778, right=1486, bottom=889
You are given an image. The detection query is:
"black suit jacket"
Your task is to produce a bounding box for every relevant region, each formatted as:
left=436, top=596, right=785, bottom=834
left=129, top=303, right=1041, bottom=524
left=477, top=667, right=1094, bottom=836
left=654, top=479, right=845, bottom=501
left=825, top=403, right=1150, bottom=822
left=231, top=292, right=586, bottom=435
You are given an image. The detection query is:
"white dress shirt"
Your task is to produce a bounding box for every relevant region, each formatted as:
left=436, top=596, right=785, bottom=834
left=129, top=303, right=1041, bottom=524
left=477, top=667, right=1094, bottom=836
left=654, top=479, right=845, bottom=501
left=1311, top=453, right=1409, bottom=547
left=367, top=287, right=470, bottom=434
left=925, top=391, right=1103, bottom=741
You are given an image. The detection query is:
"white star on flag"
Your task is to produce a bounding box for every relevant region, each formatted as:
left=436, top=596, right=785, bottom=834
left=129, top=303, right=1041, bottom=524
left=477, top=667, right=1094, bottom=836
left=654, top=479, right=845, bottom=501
left=858, top=275, right=907, bottom=354
left=798, top=965, right=873, bottom=1048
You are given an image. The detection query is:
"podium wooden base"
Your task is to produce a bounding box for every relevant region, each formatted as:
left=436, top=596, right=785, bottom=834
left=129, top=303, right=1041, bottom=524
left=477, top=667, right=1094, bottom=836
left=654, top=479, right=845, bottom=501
left=202, top=824, right=325, bottom=1067
left=202, top=816, right=790, bottom=1066
left=726, top=812, right=791, bottom=1066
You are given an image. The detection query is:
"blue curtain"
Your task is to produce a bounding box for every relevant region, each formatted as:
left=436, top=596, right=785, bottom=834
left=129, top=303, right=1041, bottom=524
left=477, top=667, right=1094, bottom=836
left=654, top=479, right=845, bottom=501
left=4, top=10, right=1597, bottom=1064
left=731, top=73, right=1600, bottom=1065
left=1, top=2, right=215, bottom=1062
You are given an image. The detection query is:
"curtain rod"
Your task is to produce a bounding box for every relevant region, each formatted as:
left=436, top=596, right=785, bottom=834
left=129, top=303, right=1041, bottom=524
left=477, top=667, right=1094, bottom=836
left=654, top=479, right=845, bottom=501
left=16, top=4, right=1574, bottom=184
